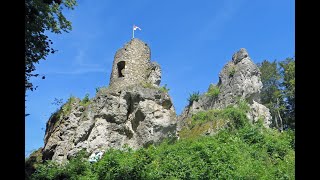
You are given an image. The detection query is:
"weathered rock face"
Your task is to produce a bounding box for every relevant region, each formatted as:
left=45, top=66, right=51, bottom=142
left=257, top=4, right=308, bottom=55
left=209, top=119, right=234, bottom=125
left=147, top=62, right=162, bottom=87
left=40, top=41, right=271, bottom=163
left=42, top=38, right=176, bottom=163
left=178, top=48, right=271, bottom=131
left=215, top=48, right=263, bottom=108
left=247, top=100, right=272, bottom=127
left=43, top=85, right=177, bottom=163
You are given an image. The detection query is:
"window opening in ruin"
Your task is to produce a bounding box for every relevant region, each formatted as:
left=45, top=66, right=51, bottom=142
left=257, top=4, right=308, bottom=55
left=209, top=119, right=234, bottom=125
left=117, top=61, right=125, bottom=77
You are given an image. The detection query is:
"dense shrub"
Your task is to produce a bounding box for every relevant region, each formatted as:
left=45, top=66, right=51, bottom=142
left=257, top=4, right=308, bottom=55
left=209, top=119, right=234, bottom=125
left=28, top=103, right=294, bottom=180
left=28, top=128, right=294, bottom=180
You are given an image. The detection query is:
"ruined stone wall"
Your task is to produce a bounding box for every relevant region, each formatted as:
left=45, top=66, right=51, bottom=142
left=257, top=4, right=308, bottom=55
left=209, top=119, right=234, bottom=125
left=109, top=38, right=152, bottom=92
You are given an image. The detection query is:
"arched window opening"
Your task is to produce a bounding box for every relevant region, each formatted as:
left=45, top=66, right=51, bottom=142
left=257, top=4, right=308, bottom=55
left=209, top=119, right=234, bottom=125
left=117, top=61, right=125, bottom=77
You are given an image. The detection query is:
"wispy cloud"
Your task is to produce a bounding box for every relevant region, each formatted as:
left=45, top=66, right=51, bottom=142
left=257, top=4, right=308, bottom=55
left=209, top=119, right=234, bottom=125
left=198, top=0, right=245, bottom=41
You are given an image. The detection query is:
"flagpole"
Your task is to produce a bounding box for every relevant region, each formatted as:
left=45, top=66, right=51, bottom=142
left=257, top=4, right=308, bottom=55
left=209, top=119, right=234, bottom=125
left=132, top=25, right=134, bottom=39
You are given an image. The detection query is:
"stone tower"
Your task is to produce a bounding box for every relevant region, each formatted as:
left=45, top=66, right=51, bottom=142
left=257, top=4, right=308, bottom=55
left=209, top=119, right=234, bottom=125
left=109, top=38, right=161, bottom=91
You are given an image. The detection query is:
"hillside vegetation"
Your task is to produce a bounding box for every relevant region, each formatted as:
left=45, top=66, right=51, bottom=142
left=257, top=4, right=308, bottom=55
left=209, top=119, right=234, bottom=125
left=26, top=101, right=294, bottom=180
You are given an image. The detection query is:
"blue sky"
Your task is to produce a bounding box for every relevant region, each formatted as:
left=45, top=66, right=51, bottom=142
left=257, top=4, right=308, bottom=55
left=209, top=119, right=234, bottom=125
left=25, top=0, right=295, bottom=156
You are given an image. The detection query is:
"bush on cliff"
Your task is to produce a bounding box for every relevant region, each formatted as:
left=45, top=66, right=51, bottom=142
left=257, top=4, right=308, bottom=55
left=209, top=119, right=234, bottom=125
left=28, top=103, right=294, bottom=180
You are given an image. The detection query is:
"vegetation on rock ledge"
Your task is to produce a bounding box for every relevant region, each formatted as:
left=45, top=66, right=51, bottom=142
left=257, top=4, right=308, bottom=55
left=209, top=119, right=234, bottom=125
left=27, top=102, right=294, bottom=180
left=188, top=91, right=200, bottom=106
left=206, top=84, right=220, bottom=98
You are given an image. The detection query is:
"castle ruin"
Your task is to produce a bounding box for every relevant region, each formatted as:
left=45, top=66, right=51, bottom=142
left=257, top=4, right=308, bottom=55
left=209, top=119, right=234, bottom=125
left=109, top=38, right=161, bottom=91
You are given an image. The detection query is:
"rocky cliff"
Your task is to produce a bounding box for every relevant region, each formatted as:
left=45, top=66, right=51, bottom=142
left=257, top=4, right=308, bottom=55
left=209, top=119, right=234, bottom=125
left=40, top=40, right=271, bottom=164
left=178, top=48, right=271, bottom=132
left=42, top=39, right=177, bottom=163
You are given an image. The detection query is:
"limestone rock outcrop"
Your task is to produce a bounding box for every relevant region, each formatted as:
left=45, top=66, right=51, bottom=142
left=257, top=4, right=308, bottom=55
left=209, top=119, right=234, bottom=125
left=42, top=38, right=176, bottom=163
left=147, top=62, right=162, bottom=87
left=40, top=40, right=271, bottom=164
left=178, top=48, right=271, bottom=131
left=43, top=86, right=177, bottom=163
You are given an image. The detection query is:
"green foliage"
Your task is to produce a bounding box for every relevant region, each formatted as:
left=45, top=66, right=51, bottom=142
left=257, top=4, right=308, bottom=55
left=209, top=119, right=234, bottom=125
left=50, top=95, right=76, bottom=125
left=258, top=60, right=282, bottom=115
left=30, top=150, right=95, bottom=180
left=80, top=93, right=91, bottom=107
left=179, top=121, right=213, bottom=139
left=49, top=95, right=77, bottom=128
left=28, top=123, right=294, bottom=179
left=221, top=106, right=250, bottom=129
left=236, top=97, right=250, bottom=113
left=27, top=100, right=294, bottom=180
left=190, top=109, right=224, bottom=127
left=180, top=100, right=251, bottom=139
left=206, top=84, right=220, bottom=98
left=62, top=96, right=77, bottom=116
left=228, top=65, right=236, bottom=77
left=25, top=0, right=77, bottom=92
left=258, top=58, right=295, bottom=130
left=159, top=84, right=170, bottom=93
left=279, top=58, right=295, bottom=128
left=188, top=91, right=200, bottom=106
left=25, top=148, right=43, bottom=179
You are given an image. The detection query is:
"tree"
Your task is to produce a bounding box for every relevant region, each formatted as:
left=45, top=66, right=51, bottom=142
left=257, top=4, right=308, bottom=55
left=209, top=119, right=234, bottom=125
left=25, top=0, right=77, bottom=92
left=279, top=57, right=295, bottom=129
left=258, top=60, right=284, bottom=130
left=258, top=58, right=295, bottom=131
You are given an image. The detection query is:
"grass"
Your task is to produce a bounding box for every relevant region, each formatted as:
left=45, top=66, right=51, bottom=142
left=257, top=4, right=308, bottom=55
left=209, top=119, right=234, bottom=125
left=206, top=84, right=220, bottom=98
left=188, top=91, right=200, bottom=106
left=159, top=84, right=170, bottom=93
left=80, top=93, right=91, bottom=107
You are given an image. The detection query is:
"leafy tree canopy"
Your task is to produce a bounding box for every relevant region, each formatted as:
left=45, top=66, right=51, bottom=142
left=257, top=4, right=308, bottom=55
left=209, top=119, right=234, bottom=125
left=25, top=0, right=77, bottom=92
left=258, top=57, right=295, bottom=130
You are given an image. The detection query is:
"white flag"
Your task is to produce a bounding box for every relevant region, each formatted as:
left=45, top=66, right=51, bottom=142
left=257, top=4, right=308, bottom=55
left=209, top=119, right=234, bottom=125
left=133, top=25, right=141, bottom=31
